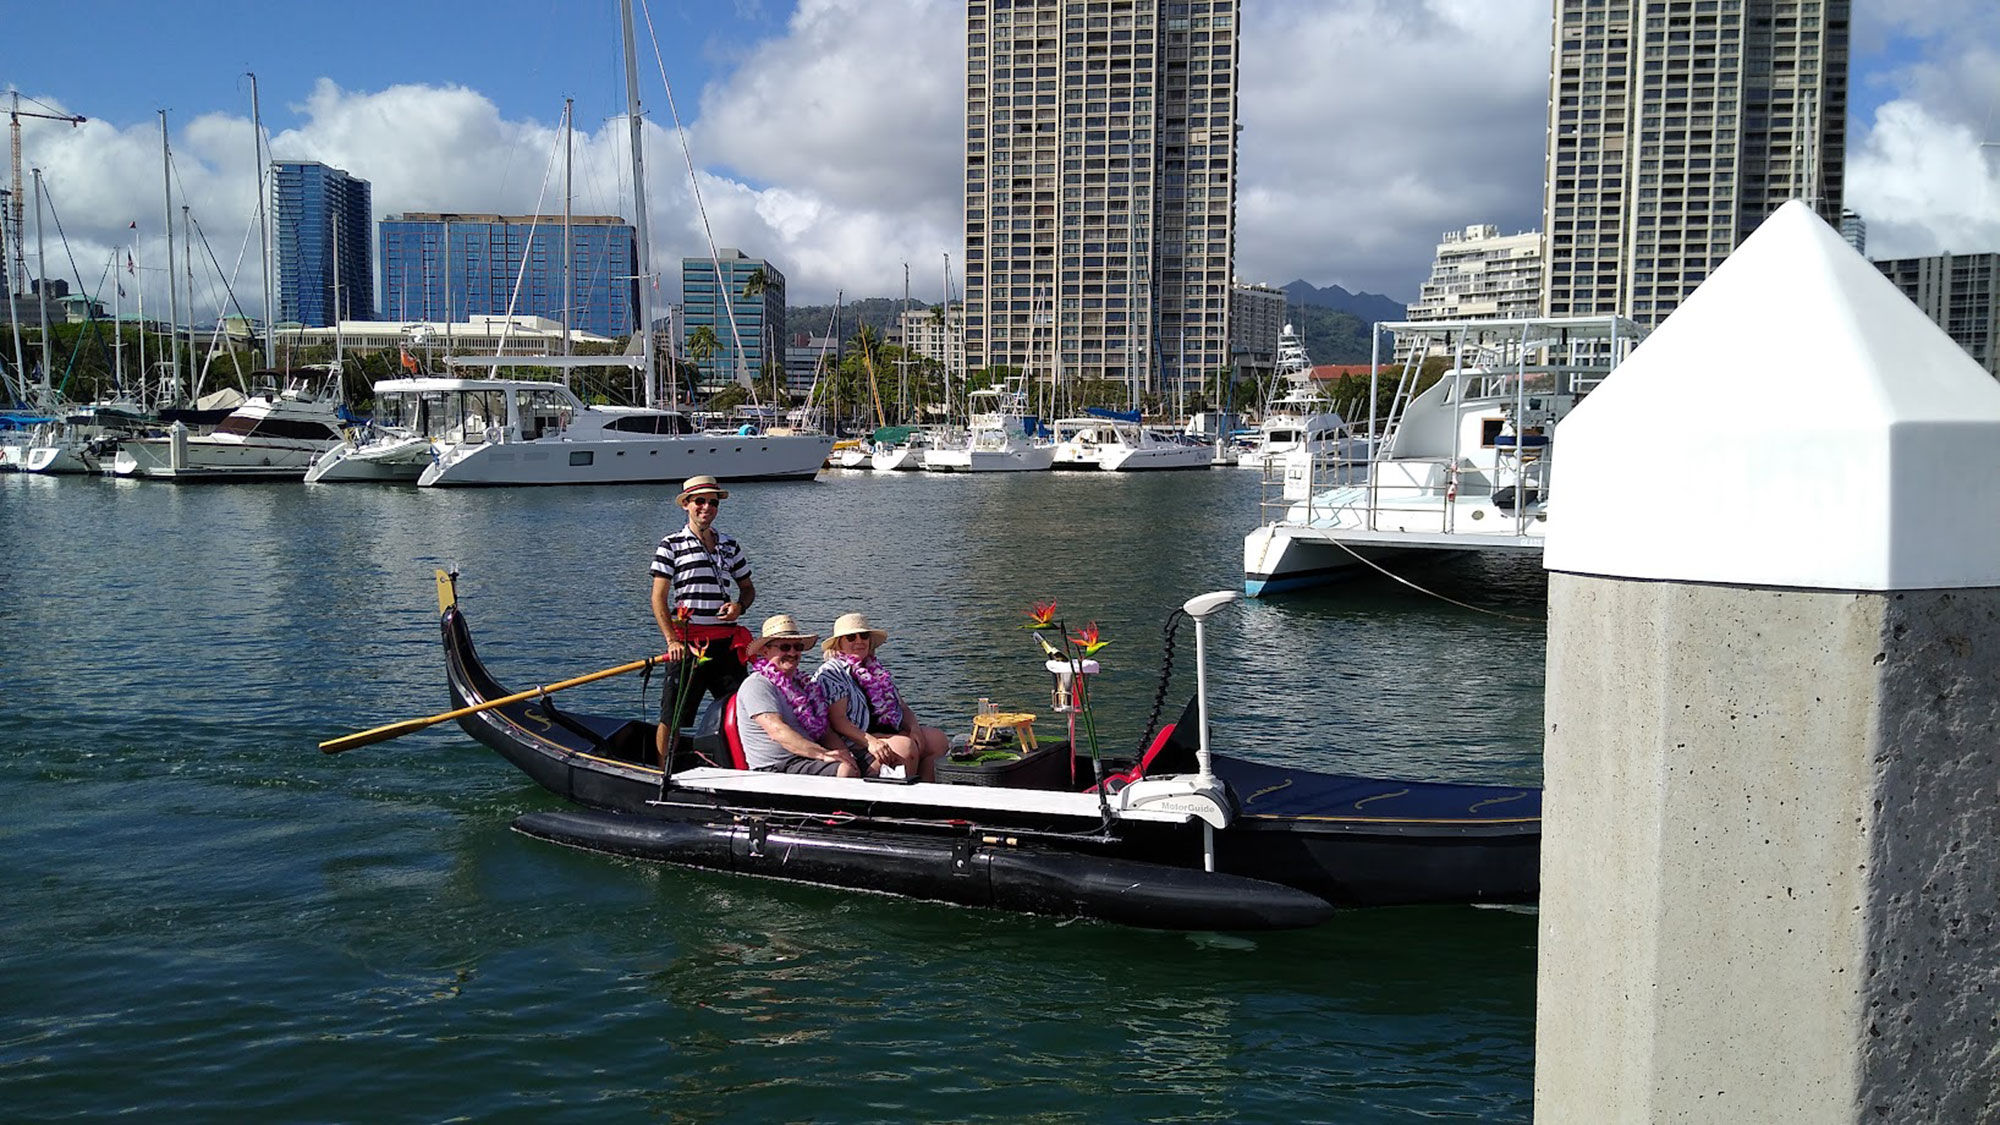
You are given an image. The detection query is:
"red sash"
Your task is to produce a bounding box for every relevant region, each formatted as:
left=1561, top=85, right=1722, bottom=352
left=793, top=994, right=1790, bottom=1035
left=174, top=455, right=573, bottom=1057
left=679, top=622, right=752, bottom=661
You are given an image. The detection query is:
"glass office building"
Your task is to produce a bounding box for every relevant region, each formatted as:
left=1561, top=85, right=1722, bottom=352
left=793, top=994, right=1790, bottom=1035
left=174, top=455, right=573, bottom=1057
left=377, top=213, right=639, bottom=339
left=681, top=249, right=786, bottom=390
left=274, top=161, right=374, bottom=327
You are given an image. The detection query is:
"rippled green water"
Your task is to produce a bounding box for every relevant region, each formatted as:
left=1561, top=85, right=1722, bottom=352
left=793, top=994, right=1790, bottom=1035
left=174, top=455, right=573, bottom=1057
left=1, top=468, right=1545, bottom=1122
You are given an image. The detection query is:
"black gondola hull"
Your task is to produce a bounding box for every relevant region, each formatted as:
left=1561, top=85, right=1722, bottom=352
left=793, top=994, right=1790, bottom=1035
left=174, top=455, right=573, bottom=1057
left=513, top=809, right=1338, bottom=931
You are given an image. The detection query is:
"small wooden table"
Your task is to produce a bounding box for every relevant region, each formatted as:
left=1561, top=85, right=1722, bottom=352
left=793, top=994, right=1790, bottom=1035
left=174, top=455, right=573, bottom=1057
left=970, top=711, right=1038, bottom=751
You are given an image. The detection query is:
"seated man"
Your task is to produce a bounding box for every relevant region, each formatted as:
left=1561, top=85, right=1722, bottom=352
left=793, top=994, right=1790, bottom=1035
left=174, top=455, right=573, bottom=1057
left=735, top=614, right=872, bottom=777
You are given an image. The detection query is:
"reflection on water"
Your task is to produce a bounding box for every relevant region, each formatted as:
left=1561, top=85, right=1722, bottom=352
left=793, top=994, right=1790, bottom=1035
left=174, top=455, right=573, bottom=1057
left=0, top=470, right=1541, bottom=1122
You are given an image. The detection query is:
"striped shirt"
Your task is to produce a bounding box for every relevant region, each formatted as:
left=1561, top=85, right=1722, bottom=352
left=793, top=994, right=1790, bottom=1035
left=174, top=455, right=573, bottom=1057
left=650, top=526, right=751, bottom=625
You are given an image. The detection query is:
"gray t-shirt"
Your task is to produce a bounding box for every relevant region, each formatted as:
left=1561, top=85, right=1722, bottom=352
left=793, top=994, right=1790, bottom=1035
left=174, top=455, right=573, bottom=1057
left=734, top=674, right=801, bottom=771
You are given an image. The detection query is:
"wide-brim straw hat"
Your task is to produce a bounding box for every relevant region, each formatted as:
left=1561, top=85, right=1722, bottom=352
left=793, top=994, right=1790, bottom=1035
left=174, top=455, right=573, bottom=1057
left=821, top=612, right=890, bottom=654
left=745, top=613, right=820, bottom=659
left=677, top=474, right=730, bottom=505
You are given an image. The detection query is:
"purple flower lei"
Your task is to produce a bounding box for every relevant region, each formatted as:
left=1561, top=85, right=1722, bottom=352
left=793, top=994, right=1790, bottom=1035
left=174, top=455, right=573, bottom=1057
left=751, top=656, right=829, bottom=740
left=837, top=653, right=905, bottom=730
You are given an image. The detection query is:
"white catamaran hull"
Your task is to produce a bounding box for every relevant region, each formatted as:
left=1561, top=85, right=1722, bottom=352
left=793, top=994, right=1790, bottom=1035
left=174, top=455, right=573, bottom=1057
left=304, top=437, right=436, bottom=483
left=418, top=432, right=833, bottom=487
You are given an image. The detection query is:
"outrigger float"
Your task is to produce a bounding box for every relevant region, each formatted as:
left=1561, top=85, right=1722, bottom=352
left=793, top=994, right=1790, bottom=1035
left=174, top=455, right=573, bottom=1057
left=418, top=571, right=1540, bottom=931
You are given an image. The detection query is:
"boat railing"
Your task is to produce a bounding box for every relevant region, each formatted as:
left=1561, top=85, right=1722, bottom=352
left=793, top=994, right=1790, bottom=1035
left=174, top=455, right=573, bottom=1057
left=1259, top=449, right=1545, bottom=539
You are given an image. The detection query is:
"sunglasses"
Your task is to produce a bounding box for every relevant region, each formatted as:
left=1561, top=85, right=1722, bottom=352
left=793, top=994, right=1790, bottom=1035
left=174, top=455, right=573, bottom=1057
left=770, top=641, right=809, bottom=654
left=688, top=497, right=721, bottom=508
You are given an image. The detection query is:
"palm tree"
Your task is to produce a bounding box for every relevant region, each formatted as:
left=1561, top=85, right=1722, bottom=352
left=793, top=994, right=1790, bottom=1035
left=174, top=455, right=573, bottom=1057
left=686, top=324, right=721, bottom=395
left=740, top=267, right=768, bottom=301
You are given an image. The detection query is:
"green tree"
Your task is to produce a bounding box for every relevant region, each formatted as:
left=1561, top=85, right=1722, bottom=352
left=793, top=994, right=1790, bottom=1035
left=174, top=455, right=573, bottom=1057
left=685, top=324, right=721, bottom=390
left=740, top=267, right=768, bottom=301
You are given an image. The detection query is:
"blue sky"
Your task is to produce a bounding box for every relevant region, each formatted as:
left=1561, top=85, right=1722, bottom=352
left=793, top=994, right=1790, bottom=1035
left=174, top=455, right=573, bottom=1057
left=6, top=0, right=1998, bottom=313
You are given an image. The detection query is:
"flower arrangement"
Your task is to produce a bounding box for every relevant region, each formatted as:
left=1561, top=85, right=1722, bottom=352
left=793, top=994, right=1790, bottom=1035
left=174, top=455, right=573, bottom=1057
left=662, top=604, right=713, bottom=757
left=1024, top=599, right=1107, bottom=772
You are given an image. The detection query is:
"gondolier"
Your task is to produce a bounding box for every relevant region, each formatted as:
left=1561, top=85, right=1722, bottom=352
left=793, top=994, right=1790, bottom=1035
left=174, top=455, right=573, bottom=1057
left=651, top=475, right=756, bottom=759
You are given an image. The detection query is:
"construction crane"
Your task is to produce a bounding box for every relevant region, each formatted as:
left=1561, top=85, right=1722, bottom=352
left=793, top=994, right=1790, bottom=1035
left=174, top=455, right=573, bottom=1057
left=8, top=91, right=87, bottom=297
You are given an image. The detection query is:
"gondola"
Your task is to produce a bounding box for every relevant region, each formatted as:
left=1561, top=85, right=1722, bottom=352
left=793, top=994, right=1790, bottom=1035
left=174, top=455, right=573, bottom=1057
left=431, top=572, right=1540, bottom=931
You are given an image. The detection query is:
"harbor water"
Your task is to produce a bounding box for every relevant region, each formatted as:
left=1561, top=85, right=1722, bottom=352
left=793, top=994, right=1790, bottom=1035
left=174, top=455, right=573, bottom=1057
left=0, top=468, right=1546, bottom=1122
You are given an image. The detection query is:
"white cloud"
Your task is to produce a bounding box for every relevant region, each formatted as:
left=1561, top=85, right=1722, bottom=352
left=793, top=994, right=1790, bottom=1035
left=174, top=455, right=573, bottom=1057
left=1236, top=0, right=1550, bottom=298
left=1844, top=2, right=2000, bottom=259
left=1846, top=100, right=2000, bottom=258
left=677, top=0, right=965, bottom=302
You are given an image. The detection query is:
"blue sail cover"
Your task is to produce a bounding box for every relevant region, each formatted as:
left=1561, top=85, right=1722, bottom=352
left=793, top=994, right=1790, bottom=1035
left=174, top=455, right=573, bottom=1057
left=1083, top=406, right=1142, bottom=423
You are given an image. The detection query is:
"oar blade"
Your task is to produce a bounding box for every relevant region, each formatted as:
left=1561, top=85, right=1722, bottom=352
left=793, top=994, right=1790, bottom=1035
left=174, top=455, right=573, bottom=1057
left=319, top=715, right=442, bottom=755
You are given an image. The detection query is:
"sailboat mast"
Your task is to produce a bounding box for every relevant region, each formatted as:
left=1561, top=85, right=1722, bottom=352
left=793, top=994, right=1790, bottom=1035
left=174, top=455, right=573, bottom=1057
left=331, top=209, right=344, bottom=368
left=249, top=72, right=275, bottom=368
left=32, top=168, right=49, bottom=402
left=3, top=199, right=25, bottom=400
left=160, top=112, right=180, bottom=399
left=899, top=263, right=910, bottom=422
left=132, top=234, right=145, bottom=404
left=942, top=251, right=953, bottom=421
left=111, top=247, right=123, bottom=393
left=562, top=97, right=573, bottom=359
left=181, top=204, right=195, bottom=396
left=619, top=0, right=657, bottom=409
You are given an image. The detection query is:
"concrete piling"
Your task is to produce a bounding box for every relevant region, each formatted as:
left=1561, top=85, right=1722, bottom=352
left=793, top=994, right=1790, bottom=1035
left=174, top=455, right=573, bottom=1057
left=1535, top=201, right=2000, bottom=1122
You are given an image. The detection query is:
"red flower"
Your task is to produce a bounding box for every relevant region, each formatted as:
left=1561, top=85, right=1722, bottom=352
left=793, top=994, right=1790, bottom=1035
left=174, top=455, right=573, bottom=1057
left=1068, top=621, right=1108, bottom=656
left=1024, top=600, right=1059, bottom=630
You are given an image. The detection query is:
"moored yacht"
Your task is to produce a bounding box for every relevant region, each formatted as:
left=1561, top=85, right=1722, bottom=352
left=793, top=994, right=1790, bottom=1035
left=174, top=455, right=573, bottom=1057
left=1051, top=409, right=1213, bottom=471
left=922, top=382, right=1054, bottom=473
left=112, top=368, right=348, bottom=481
left=868, top=425, right=940, bottom=471
left=407, top=366, right=831, bottom=487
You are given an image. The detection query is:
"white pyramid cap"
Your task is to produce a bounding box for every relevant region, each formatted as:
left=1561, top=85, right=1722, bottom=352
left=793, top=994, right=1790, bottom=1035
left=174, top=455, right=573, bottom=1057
left=1547, top=200, right=2000, bottom=590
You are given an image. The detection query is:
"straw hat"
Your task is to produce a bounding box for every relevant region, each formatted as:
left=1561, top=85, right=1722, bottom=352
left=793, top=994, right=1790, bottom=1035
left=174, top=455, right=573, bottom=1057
left=745, top=613, right=820, bottom=659
left=821, top=612, right=890, bottom=654
left=677, top=474, right=729, bottom=505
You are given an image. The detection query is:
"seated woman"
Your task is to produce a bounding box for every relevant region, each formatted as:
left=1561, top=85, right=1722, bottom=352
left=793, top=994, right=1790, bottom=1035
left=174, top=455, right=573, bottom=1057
left=736, top=615, right=872, bottom=777
left=813, top=612, right=950, bottom=783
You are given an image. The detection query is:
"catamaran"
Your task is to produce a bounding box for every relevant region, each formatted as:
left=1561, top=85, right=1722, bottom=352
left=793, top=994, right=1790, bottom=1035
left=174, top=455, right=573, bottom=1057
left=1244, top=315, right=1643, bottom=595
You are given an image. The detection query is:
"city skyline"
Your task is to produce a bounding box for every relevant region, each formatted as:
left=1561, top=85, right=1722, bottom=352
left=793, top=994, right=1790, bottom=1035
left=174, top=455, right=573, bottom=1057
left=4, top=0, right=1996, bottom=320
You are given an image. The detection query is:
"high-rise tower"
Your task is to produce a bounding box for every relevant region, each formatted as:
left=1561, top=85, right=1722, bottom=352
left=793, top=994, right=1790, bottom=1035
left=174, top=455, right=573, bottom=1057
left=963, top=0, right=1240, bottom=403
left=273, top=161, right=374, bottom=328
left=1540, top=0, right=1848, bottom=328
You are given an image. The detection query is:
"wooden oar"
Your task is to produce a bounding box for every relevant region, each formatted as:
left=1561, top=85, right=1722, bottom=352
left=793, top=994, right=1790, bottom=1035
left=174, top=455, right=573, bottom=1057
left=319, top=653, right=666, bottom=754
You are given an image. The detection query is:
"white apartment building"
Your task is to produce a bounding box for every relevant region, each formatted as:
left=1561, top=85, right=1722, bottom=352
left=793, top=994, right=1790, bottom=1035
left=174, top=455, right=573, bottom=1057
left=1407, top=225, right=1545, bottom=323
left=964, top=0, right=1240, bottom=401
left=1541, top=0, right=1849, bottom=329
left=895, top=303, right=966, bottom=377
left=1227, top=281, right=1284, bottom=375
left=1875, top=252, right=2000, bottom=378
